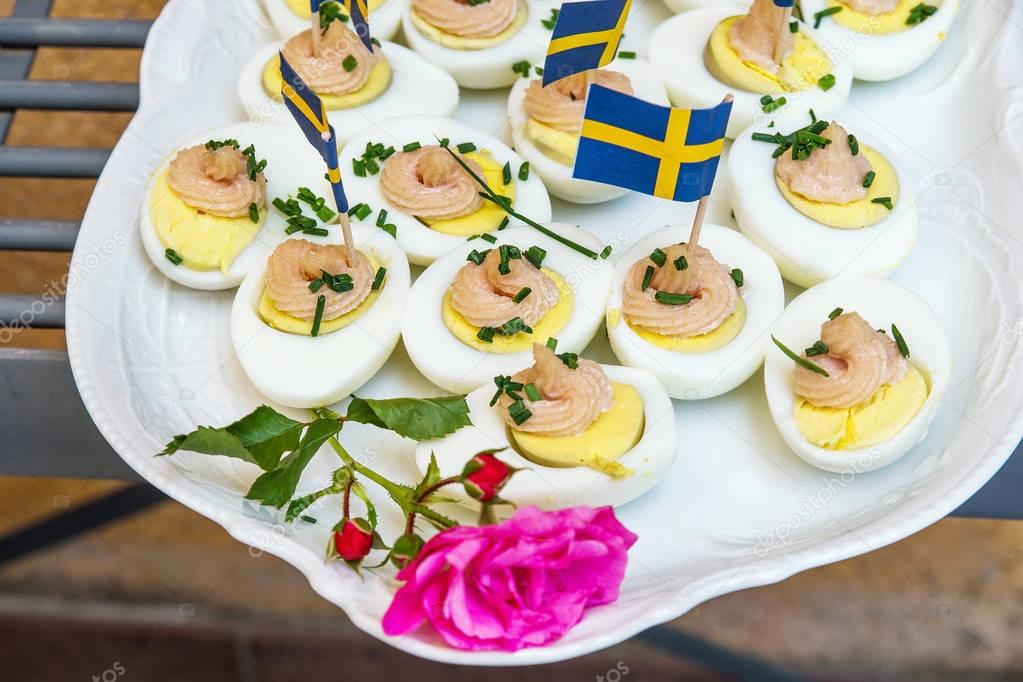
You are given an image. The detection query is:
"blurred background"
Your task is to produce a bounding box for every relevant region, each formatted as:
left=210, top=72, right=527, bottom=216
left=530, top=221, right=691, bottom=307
left=1, top=0, right=1022, bottom=680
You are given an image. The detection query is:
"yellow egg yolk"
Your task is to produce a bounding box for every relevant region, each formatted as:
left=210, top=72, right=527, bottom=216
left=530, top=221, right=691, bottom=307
left=510, top=382, right=643, bottom=478
left=827, top=0, right=919, bottom=35
left=777, top=146, right=899, bottom=229
left=149, top=171, right=265, bottom=275
left=525, top=118, right=578, bottom=166
left=421, top=151, right=517, bottom=236
left=441, top=268, right=572, bottom=353
left=257, top=257, right=383, bottom=336
left=286, top=0, right=385, bottom=18
left=794, top=364, right=928, bottom=450
left=611, top=297, right=748, bottom=353
left=262, top=55, right=392, bottom=110
left=707, top=16, right=834, bottom=93
left=411, top=1, right=528, bottom=49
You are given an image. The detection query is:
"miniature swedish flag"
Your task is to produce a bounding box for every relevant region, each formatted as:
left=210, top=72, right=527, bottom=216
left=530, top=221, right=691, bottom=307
left=542, top=0, right=631, bottom=87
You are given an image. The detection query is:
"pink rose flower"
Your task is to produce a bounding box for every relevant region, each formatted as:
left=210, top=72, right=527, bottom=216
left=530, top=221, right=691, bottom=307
left=381, top=505, right=638, bottom=651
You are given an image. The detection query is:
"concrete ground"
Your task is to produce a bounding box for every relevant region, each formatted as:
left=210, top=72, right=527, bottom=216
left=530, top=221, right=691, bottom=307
left=1, top=1, right=1022, bottom=680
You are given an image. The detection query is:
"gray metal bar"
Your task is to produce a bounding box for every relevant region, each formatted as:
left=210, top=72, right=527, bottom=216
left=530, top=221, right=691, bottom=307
left=0, top=349, right=140, bottom=481
left=0, top=81, right=139, bottom=111
left=0, top=18, right=152, bottom=48
left=0, top=48, right=36, bottom=143
left=0, top=147, right=110, bottom=178
left=0, top=219, right=79, bottom=251
left=0, top=295, right=64, bottom=328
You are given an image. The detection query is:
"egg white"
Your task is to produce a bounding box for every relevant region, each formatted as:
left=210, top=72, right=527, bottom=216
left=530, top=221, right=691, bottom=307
left=649, top=8, right=853, bottom=138
left=261, top=0, right=405, bottom=44
left=401, top=0, right=559, bottom=89
left=727, top=118, right=917, bottom=289
left=141, top=122, right=338, bottom=291
left=415, top=363, right=676, bottom=511
left=607, top=223, right=785, bottom=400
left=764, top=275, right=951, bottom=473
left=237, top=41, right=459, bottom=144
left=402, top=225, right=612, bottom=393
left=801, top=0, right=956, bottom=82
left=507, top=57, right=671, bottom=204
left=231, top=223, right=409, bottom=408
left=341, top=115, right=553, bottom=266
left=662, top=0, right=751, bottom=13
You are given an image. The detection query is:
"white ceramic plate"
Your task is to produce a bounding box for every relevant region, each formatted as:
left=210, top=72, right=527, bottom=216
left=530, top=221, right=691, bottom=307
left=65, top=0, right=1023, bottom=667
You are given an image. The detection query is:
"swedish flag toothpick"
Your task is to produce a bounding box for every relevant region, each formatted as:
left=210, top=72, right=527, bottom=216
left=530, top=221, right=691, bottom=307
left=542, top=0, right=631, bottom=87
left=343, top=0, right=373, bottom=51
left=280, top=51, right=354, bottom=250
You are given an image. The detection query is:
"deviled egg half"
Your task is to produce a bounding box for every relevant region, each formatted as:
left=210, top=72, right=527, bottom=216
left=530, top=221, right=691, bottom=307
left=728, top=115, right=917, bottom=288
left=765, top=276, right=950, bottom=473
left=508, top=58, right=671, bottom=204
left=607, top=223, right=785, bottom=400
left=802, top=0, right=957, bottom=81
left=341, top=116, right=552, bottom=266
left=403, top=225, right=613, bottom=393
left=231, top=221, right=410, bottom=408
left=238, top=20, right=458, bottom=141
left=663, top=0, right=751, bottom=13
left=650, top=0, right=852, bottom=137
left=262, top=0, right=404, bottom=43
left=416, top=343, right=676, bottom=511
left=402, top=0, right=558, bottom=89
left=141, top=122, right=325, bottom=290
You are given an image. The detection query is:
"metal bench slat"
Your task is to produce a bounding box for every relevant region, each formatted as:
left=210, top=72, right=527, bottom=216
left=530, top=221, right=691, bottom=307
left=0, top=219, right=79, bottom=251
left=0, top=295, right=65, bottom=328
left=0, top=18, right=152, bottom=49
left=0, top=146, right=110, bottom=178
left=0, top=81, right=139, bottom=111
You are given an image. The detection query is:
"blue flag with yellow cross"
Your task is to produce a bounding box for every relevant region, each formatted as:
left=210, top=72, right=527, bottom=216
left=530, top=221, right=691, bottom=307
left=542, top=0, right=631, bottom=87
left=279, top=51, right=349, bottom=213
left=573, top=85, right=732, bottom=202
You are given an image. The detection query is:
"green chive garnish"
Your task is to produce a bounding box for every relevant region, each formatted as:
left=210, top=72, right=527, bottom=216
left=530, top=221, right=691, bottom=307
left=599, top=245, right=612, bottom=259
left=467, top=249, right=489, bottom=266
left=524, top=245, right=546, bottom=269
left=248, top=202, right=259, bottom=223
left=477, top=327, right=496, bottom=344
left=673, top=255, right=688, bottom=271
left=809, top=109, right=817, bottom=123
left=752, top=132, right=779, bottom=143
left=511, top=60, right=531, bottom=78
left=617, top=50, right=636, bottom=59
left=512, top=409, right=532, bottom=425
left=376, top=209, right=388, bottom=227
left=730, top=268, right=744, bottom=288
left=371, top=267, right=386, bottom=291
left=164, top=249, right=183, bottom=266
left=828, top=307, right=844, bottom=320
left=380, top=223, right=397, bottom=238
left=891, top=324, right=910, bottom=358
left=342, top=55, right=358, bottom=72
left=654, top=291, right=693, bottom=306
left=501, top=317, right=532, bottom=336
left=818, top=73, right=836, bottom=91
left=762, top=96, right=787, bottom=114
left=478, top=233, right=497, bottom=244
left=502, top=161, right=512, bottom=185
left=813, top=6, right=842, bottom=28
left=847, top=134, right=860, bottom=156
left=541, top=8, right=559, bottom=29
left=789, top=20, right=798, bottom=32
left=906, top=3, right=937, bottom=25
left=303, top=227, right=329, bottom=237
left=649, top=248, right=667, bottom=267
left=546, top=337, right=558, bottom=351
left=524, top=383, right=541, bottom=401
left=641, top=265, right=654, bottom=291
left=402, top=141, right=421, bottom=152
left=772, top=336, right=830, bottom=377
left=518, top=162, right=530, bottom=181
left=311, top=294, right=326, bottom=337
left=300, top=515, right=317, bottom=525
left=872, top=196, right=894, bottom=210
left=457, top=142, right=476, bottom=154
left=513, top=287, right=531, bottom=303
left=558, top=352, right=578, bottom=369
left=863, top=171, right=876, bottom=188
left=309, top=278, right=325, bottom=293
left=498, top=216, right=510, bottom=230
left=805, top=340, right=829, bottom=357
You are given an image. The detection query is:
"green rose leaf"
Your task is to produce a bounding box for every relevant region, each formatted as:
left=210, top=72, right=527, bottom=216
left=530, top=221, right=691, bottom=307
left=246, top=418, right=341, bottom=509
left=345, top=396, right=471, bottom=441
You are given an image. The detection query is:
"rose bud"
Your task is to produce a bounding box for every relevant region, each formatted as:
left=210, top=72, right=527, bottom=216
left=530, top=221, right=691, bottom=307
left=333, top=517, right=373, bottom=563
left=461, top=451, right=512, bottom=502
left=390, top=533, right=425, bottom=569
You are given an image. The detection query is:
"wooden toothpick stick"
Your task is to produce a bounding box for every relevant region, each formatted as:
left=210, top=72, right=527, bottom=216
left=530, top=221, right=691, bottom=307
left=312, top=6, right=322, bottom=55
left=687, top=93, right=733, bottom=256
left=773, top=5, right=793, bottom=65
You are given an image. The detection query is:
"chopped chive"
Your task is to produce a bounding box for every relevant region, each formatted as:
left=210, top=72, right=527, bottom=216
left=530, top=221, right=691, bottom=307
left=303, top=227, right=329, bottom=237
left=772, top=336, right=830, bottom=376
left=546, top=337, right=558, bottom=351
left=309, top=278, right=325, bottom=293
left=467, top=249, right=490, bottom=266
left=534, top=66, right=544, bottom=76
left=891, top=324, right=910, bottom=358
left=524, top=245, right=547, bottom=269
left=524, top=383, right=541, bottom=401
left=617, top=50, right=636, bottom=59
left=641, top=265, right=654, bottom=291
left=541, top=7, right=559, bottom=29
left=805, top=340, right=829, bottom=357
left=364, top=158, right=379, bottom=175
left=828, top=307, right=844, bottom=320
left=347, top=203, right=372, bottom=221
left=380, top=223, right=397, bottom=238
left=500, top=316, right=532, bottom=336
left=342, top=55, right=358, bottom=72
left=789, top=20, right=798, bottom=32
left=649, top=248, right=667, bottom=267
left=457, top=142, right=477, bottom=154
left=813, top=6, right=842, bottom=28
left=371, top=267, right=386, bottom=291
left=518, top=162, right=530, bottom=181
left=480, top=233, right=498, bottom=243
left=248, top=202, right=260, bottom=223
left=654, top=291, right=693, bottom=306
left=674, top=255, right=688, bottom=271
left=760, top=95, right=774, bottom=106
left=872, top=196, right=894, bottom=210
left=847, top=134, right=860, bottom=156
left=314, top=205, right=335, bottom=222
left=272, top=197, right=302, bottom=216
left=730, top=268, right=744, bottom=288
left=511, top=60, right=531, bottom=78
left=906, top=3, right=937, bottom=25
left=752, top=132, right=779, bottom=143
left=498, top=216, right=510, bottom=230
left=506, top=244, right=521, bottom=260
left=558, top=352, right=578, bottom=369
left=513, top=287, right=531, bottom=303
left=164, top=248, right=183, bottom=266
left=507, top=399, right=526, bottom=416
left=511, top=408, right=532, bottom=425
left=477, top=327, right=497, bottom=344
left=402, top=141, right=421, bottom=152
left=600, top=245, right=612, bottom=259
left=311, top=294, right=326, bottom=337
left=353, top=158, right=366, bottom=176
left=818, top=73, right=837, bottom=91
left=762, top=96, right=787, bottom=113
left=502, top=161, right=512, bottom=185
left=863, top=171, right=876, bottom=188
left=498, top=244, right=511, bottom=275
left=300, top=515, right=317, bottom=524
left=809, top=108, right=817, bottom=123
